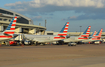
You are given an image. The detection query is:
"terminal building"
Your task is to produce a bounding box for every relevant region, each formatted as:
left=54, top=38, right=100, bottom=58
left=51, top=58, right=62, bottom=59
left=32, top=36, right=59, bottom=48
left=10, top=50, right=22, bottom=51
left=1, top=8, right=105, bottom=45
left=0, top=8, right=46, bottom=35
left=0, top=8, right=105, bottom=38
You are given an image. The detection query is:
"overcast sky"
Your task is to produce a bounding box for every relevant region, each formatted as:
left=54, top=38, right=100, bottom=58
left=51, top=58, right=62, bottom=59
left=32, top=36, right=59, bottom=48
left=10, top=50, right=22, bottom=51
left=1, top=0, right=105, bottom=32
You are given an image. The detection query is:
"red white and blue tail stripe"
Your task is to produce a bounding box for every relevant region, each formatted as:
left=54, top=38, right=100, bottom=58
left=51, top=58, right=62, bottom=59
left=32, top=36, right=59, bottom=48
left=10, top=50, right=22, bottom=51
left=54, top=22, right=69, bottom=39
left=78, top=26, right=91, bottom=39
left=3, top=17, right=17, bottom=35
left=92, top=29, right=103, bottom=40
left=95, top=28, right=103, bottom=37
left=91, top=31, right=97, bottom=37
left=88, top=31, right=96, bottom=39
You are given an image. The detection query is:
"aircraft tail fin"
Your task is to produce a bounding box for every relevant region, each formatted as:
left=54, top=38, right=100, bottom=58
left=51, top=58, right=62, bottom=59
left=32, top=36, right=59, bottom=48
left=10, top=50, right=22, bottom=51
left=91, top=31, right=97, bottom=37
left=54, top=22, right=69, bottom=39
left=88, top=31, right=96, bottom=39
left=3, top=17, right=17, bottom=35
left=78, top=26, right=91, bottom=39
left=96, top=28, right=103, bottom=37
left=92, top=29, right=103, bottom=40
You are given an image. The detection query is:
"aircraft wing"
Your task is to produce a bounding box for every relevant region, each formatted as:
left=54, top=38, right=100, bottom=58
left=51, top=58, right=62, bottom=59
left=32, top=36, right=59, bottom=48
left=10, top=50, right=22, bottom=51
left=23, top=35, right=44, bottom=43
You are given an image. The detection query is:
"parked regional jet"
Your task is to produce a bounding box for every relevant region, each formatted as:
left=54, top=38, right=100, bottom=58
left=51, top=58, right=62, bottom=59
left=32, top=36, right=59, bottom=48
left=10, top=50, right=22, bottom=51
left=81, top=29, right=103, bottom=43
left=0, top=17, right=18, bottom=41
left=63, top=26, right=91, bottom=43
left=24, top=22, right=69, bottom=45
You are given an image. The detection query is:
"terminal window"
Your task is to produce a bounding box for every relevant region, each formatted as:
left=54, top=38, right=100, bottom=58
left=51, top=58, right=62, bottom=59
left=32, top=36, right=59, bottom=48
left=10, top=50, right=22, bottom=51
left=3, top=19, right=7, bottom=21
left=17, top=17, right=29, bottom=24
left=47, top=33, right=53, bottom=35
left=0, top=9, right=13, bottom=15
left=0, top=18, right=2, bottom=21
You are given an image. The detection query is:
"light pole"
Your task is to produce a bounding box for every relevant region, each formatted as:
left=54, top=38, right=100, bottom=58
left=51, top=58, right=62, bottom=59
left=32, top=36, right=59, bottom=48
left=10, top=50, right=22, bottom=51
left=80, top=26, right=82, bottom=35
left=45, top=19, right=47, bottom=27
left=39, top=23, right=41, bottom=26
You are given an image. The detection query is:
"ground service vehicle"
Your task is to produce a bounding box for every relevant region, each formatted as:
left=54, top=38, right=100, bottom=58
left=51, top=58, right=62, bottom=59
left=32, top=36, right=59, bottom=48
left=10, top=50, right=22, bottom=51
left=68, top=42, right=77, bottom=46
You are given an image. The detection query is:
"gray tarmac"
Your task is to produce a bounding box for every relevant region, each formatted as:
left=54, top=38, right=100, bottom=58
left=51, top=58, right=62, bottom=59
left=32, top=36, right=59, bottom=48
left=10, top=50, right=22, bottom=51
left=0, top=44, right=105, bottom=67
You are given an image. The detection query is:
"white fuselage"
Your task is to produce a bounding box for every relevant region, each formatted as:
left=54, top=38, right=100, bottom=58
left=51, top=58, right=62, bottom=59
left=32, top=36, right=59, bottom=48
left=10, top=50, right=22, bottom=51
left=81, top=38, right=101, bottom=43
left=81, top=39, right=94, bottom=42
left=64, top=36, right=85, bottom=43
left=24, top=34, right=65, bottom=43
